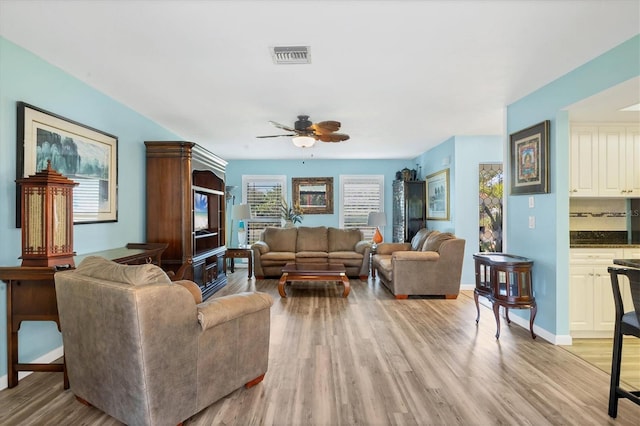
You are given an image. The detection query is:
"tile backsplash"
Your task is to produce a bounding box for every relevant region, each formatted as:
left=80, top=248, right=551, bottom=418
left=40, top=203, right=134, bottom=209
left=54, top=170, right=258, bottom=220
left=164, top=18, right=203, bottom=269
left=569, top=198, right=627, bottom=231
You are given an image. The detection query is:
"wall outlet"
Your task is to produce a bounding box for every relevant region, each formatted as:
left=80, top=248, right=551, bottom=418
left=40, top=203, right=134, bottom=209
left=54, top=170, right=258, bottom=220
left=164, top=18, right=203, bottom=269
left=529, top=216, right=535, bottom=229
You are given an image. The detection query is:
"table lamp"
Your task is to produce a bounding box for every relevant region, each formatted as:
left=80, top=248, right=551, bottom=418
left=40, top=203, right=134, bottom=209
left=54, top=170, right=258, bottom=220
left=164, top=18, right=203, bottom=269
left=16, top=160, right=78, bottom=267
left=367, top=211, right=387, bottom=245
left=232, top=203, right=252, bottom=247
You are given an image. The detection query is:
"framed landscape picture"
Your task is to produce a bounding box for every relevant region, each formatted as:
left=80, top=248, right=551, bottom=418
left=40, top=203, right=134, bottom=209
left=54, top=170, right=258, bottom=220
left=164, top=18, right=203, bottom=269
left=509, top=120, right=550, bottom=195
left=16, top=102, right=118, bottom=226
left=426, top=168, right=449, bottom=220
left=292, top=177, right=334, bottom=214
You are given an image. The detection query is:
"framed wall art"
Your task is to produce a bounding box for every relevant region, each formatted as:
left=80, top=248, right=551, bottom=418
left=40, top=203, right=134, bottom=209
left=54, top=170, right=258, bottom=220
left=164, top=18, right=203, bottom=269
left=509, top=120, right=550, bottom=195
left=426, top=168, right=449, bottom=220
left=292, top=177, right=333, bottom=214
left=16, top=102, right=118, bottom=226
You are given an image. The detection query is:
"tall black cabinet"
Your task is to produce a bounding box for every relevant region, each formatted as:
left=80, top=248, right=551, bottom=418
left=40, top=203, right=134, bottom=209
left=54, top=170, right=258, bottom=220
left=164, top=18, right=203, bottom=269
left=392, top=180, right=426, bottom=242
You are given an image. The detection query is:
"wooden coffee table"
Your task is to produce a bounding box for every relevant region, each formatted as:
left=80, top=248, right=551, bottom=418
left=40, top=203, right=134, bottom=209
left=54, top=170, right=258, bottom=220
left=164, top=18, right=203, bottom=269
left=278, top=263, right=350, bottom=298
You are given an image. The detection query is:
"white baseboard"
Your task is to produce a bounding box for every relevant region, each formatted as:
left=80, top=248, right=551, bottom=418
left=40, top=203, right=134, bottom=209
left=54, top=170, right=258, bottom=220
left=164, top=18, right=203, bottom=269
left=502, top=309, right=572, bottom=345
left=0, top=345, right=64, bottom=391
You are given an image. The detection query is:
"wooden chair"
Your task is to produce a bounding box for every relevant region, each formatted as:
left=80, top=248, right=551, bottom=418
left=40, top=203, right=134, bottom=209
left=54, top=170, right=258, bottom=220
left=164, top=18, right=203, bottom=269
left=607, top=266, right=640, bottom=418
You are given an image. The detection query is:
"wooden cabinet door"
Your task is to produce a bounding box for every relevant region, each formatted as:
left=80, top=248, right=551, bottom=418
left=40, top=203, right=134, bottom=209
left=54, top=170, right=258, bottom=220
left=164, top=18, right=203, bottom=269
left=593, top=265, right=616, bottom=331
left=569, top=265, right=594, bottom=331
left=570, top=126, right=599, bottom=196
left=625, top=126, right=640, bottom=196
left=598, top=126, right=626, bottom=197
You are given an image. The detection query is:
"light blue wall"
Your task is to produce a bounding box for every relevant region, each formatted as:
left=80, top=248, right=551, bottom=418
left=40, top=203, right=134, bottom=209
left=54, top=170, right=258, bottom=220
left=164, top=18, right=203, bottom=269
left=0, top=37, right=180, bottom=379
left=416, top=137, right=456, bottom=233
left=453, top=136, right=503, bottom=285
left=414, top=136, right=503, bottom=286
left=226, top=159, right=410, bottom=244
left=506, top=35, right=640, bottom=338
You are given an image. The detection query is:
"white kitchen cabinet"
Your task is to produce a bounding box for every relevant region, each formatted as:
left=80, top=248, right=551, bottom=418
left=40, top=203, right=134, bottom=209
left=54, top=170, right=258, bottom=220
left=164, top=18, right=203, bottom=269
left=626, top=126, right=640, bottom=195
left=570, top=126, right=599, bottom=197
left=570, top=124, right=640, bottom=197
left=569, top=248, right=623, bottom=337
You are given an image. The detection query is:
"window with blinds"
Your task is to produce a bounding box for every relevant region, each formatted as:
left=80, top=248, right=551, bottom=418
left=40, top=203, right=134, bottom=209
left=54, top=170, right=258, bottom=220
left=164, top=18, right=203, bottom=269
left=241, top=175, right=287, bottom=244
left=339, top=175, right=384, bottom=240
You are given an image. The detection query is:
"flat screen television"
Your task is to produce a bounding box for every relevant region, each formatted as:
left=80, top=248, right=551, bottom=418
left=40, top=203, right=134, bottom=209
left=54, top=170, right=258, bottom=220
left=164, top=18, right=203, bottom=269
left=194, top=192, right=209, bottom=231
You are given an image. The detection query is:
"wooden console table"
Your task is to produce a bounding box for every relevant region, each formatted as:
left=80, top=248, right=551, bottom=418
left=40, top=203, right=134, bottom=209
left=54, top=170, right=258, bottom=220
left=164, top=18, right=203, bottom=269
left=1, top=242, right=167, bottom=389
left=473, top=253, right=536, bottom=339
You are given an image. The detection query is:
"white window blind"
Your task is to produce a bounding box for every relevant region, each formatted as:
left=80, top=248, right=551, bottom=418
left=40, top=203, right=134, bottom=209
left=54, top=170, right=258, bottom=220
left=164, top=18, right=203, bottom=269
left=242, top=175, right=286, bottom=244
left=339, top=175, right=384, bottom=240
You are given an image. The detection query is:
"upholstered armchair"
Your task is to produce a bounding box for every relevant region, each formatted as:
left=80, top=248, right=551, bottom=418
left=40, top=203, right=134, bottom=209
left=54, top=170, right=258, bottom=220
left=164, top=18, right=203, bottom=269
left=372, top=229, right=466, bottom=299
left=54, top=256, right=273, bottom=426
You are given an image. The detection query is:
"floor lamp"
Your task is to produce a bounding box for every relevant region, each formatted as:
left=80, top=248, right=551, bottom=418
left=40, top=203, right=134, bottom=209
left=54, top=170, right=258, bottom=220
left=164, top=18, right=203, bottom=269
left=367, top=211, right=387, bottom=246
left=232, top=204, right=252, bottom=247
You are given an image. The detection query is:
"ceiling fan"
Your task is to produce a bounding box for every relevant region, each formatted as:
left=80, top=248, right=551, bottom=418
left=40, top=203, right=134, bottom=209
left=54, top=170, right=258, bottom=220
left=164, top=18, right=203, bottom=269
left=257, top=115, right=350, bottom=147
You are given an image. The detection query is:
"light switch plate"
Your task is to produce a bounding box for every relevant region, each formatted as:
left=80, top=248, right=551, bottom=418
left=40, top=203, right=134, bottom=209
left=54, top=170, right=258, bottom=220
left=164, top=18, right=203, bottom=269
left=529, top=196, right=534, bottom=208
left=528, top=216, right=535, bottom=229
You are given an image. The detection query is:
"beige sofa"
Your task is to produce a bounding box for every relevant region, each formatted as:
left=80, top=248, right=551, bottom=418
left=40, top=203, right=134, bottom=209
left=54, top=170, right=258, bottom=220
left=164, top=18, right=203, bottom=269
left=251, top=226, right=371, bottom=279
left=372, top=229, right=466, bottom=299
left=54, top=256, right=273, bottom=426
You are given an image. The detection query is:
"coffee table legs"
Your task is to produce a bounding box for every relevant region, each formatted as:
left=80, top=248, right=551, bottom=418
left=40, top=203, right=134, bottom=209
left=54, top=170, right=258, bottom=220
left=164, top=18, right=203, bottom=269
left=340, top=273, right=350, bottom=298
left=278, top=273, right=288, bottom=297
left=277, top=273, right=350, bottom=298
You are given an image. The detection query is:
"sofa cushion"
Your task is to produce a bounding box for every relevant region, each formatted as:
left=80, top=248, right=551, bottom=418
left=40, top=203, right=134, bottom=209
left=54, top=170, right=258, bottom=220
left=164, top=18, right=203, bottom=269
left=328, top=227, right=362, bottom=252
left=263, top=227, right=298, bottom=252
left=422, top=231, right=456, bottom=252
left=296, top=226, right=328, bottom=252
left=74, top=256, right=171, bottom=286
left=410, top=228, right=433, bottom=251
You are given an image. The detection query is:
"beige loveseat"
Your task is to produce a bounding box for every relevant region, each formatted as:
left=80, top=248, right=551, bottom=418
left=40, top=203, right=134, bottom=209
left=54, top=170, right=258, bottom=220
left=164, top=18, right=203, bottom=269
left=372, top=228, right=466, bottom=299
left=251, top=226, right=371, bottom=279
left=54, top=256, right=273, bottom=426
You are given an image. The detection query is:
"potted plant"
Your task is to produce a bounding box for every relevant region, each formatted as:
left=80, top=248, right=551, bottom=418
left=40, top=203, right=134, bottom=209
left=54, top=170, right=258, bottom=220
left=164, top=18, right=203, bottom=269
left=281, top=198, right=303, bottom=227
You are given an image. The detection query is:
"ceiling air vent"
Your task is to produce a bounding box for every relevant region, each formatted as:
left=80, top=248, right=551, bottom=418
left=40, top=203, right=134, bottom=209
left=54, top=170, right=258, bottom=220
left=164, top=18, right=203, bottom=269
left=270, top=46, right=311, bottom=64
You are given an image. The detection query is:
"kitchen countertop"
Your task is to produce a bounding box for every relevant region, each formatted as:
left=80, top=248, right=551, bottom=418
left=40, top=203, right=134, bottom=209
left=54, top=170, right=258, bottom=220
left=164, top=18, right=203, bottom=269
left=613, top=259, right=640, bottom=268
left=570, top=244, right=640, bottom=248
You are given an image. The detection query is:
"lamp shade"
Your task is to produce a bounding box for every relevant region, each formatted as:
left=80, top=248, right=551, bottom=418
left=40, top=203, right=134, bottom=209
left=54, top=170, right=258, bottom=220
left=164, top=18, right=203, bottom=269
left=292, top=136, right=316, bottom=148
left=367, top=212, right=387, bottom=227
left=232, top=203, right=252, bottom=220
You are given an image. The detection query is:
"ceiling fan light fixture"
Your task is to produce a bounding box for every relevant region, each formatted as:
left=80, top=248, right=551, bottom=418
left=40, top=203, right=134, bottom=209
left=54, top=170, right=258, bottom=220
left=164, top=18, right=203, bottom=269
left=292, top=136, right=316, bottom=148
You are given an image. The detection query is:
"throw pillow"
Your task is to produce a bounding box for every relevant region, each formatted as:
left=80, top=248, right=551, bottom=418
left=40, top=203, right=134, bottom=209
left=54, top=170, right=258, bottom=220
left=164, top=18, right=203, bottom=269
left=410, top=228, right=433, bottom=251
left=422, top=232, right=455, bottom=252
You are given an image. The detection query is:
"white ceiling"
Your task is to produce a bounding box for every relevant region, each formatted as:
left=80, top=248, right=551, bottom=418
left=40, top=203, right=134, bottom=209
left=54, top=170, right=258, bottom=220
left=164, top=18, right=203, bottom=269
left=1, top=0, right=639, bottom=160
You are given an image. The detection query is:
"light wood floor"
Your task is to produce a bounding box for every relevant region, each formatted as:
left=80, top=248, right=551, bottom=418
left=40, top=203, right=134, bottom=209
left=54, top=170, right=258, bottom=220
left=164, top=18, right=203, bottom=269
left=2, top=271, right=640, bottom=425
left=561, top=338, right=640, bottom=389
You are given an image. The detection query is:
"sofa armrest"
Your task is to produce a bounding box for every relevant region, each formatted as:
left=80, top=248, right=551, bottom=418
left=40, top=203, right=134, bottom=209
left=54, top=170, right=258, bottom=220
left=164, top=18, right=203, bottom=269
left=197, top=292, right=273, bottom=331
left=174, top=280, right=203, bottom=304
left=376, top=242, right=411, bottom=255
left=392, top=251, right=440, bottom=261
left=354, top=240, right=371, bottom=254
left=251, top=241, right=270, bottom=254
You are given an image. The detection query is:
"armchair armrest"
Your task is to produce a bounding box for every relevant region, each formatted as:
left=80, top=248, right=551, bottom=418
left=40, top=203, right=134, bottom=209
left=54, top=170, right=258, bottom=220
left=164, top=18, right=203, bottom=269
left=392, top=251, right=440, bottom=261
left=197, top=292, right=273, bottom=331
left=355, top=240, right=371, bottom=254
left=252, top=241, right=270, bottom=255
left=375, top=242, right=411, bottom=255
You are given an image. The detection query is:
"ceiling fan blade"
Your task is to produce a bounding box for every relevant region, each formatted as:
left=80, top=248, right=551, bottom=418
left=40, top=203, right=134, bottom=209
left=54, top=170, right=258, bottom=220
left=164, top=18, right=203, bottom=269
left=269, top=121, right=296, bottom=132
left=256, top=134, right=295, bottom=138
left=311, top=121, right=342, bottom=135
left=317, top=133, right=350, bottom=142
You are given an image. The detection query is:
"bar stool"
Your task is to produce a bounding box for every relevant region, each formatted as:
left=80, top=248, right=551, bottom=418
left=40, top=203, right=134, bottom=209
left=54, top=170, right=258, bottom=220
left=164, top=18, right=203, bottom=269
left=607, top=266, right=640, bottom=418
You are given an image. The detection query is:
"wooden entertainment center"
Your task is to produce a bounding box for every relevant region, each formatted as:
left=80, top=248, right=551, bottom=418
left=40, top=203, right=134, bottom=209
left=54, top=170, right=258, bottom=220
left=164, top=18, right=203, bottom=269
left=145, top=141, right=228, bottom=300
